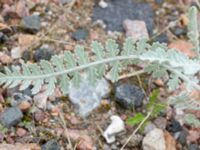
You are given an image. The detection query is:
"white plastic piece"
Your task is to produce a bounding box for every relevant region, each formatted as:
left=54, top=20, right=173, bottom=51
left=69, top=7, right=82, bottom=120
left=98, top=0, right=108, bottom=8
left=103, top=115, right=125, bottom=143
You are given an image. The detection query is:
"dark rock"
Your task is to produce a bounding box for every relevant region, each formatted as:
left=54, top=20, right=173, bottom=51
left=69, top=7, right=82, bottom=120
left=41, top=140, right=60, bottom=150
left=177, top=130, right=188, bottom=146
left=0, top=107, right=23, bottom=128
left=92, top=0, right=154, bottom=34
left=172, top=27, right=187, bottom=37
left=21, top=15, right=40, bottom=33
left=22, top=50, right=31, bottom=62
left=188, top=144, right=200, bottom=150
left=34, top=45, right=54, bottom=62
left=0, top=32, right=8, bottom=43
left=154, top=33, right=168, bottom=43
left=166, top=119, right=182, bottom=133
left=115, top=83, right=145, bottom=109
left=155, top=0, right=164, bottom=5
left=72, top=28, right=88, bottom=41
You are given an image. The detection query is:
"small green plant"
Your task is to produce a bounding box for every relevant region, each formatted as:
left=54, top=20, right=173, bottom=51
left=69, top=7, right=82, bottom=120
left=126, top=90, right=166, bottom=127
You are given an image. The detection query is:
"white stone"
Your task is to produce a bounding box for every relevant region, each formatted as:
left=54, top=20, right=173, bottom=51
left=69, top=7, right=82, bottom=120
left=11, top=47, right=22, bottom=59
left=99, top=0, right=108, bottom=8
left=69, top=77, right=110, bottom=117
left=142, top=128, right=166, bottom=150
left=103, top=115, right=125, bottom=143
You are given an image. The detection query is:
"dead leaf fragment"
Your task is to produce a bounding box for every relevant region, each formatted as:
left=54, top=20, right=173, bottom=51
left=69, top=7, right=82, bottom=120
left=164, top=131, right=176, bottom=150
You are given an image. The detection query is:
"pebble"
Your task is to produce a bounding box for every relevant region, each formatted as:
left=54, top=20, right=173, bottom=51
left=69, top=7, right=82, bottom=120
left=169, top=40, right=196, bottom=58
left=34, top=45, right=54, bottom=62
left=11, top=47, right=22, bottom=59
left=121, top=134, right=143, bottom=147
left=115, top=83, right=145, bottom=109
left=144, top=122, right=156, bottom=134
left=99, top=0, right=108, bottom=8
left=177, top=130, right=188, bottom=146
left=172, top=26, right=186, bottom=37
left=16, top=128, right=27, bottom=137
left=72, top=28, right=88, bottom=41
left=166, top=118, right=182, bottom=133
left=154, top=33, right=168, bottom=43
left=21, top=15, right=41, bottom=33
left=188, top=144, right=200, bottom=150
left=123, top=20, right=149, bottom=40
left=0, top=107, right=23, bottom=128
left=92, top=0, right=154, bottom=34
left=154, top=117, right=167, bottom=130
left=142, top=128, right=166, bottom=150
left=69, top=78, right=110, bottom=117
left=11, top=93, right=32, bottom=107
left=41, top=140, right=60, bottom=150
left=0, top=32, right=8, bottom=43
left=34, top=110, right=46, bottom=122
left=22, top=50, right=31, bottom=62
left=18, top=101, right=31, bottom=111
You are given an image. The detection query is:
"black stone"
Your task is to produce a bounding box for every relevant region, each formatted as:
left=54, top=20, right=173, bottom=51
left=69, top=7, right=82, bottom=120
left=21, top=15, right=40, bottom=33
left=177, top=130, right=188, bottom=146
left=0, top=107, right=23, bottom=128
left=115, top=84, right=145, bottom=109
left=22, top=50, right=31, bottom=62
left=34, top=46, right=54, bottom=62
left=166, top=118, right=182, bottom=133
left=0, top=32, right=8, bottom=43
left=154, top=33, right=168, bottom=43
left=72, top=28, right=88, bottom=41
left=41, top=140, right=60, bottom=150
left=92, top=0, right=154, bottom=34
left=172, top=27, right=187, bottom=37
left=188, top=144, right=200, bottom=150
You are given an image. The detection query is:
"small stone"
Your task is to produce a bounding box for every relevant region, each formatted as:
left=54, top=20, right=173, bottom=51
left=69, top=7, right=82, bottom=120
left=115, top=83, right=145, bottom=109
left=0, top=107, right=23, bottom=128
left=142, top=128, right=166, bottom=150
left=16, top=128, right=27, bottom=137
left=154, top=117, right=167, bottom=130
left=154, top=33, right=168, bottom=43
left=72, top=28, right=88, bottom=41
left=0, top=52, right=12, bottom=64
left=34, top=110, right=46, bottom=122
left=11, top=47, right=22, bottom=59
left=21, top=15, right=40, bottom=33
left=177, top=130, right=188, bottom=146
left=22, top=50, right=31, bottom=62
left=123, top=20, right=149, bottom=40
left=0, top=32, right=8, bottom=43
left=34, top=45, right=54, bottom=62
left=69, top=78, right=110, bottom=117
left=33, top=92, right=48, bottom=109
left=187, top=130, right=200, bottom=143
left=169, top=40, right=197, bottom=58
left=144, top=122, right=156, bottom=134
left=172, top=26, right=186, bottom=37
left=18, top=101, right=31, bottom=111
left=121, top=134, right=143, bottom=147
left=188, top=144, right=200, bottom=150
left=0, top=143, right=40, bottom=150
left=11, top=93, right=31, bottom=107
left=41, top=140, right=60, bottom=150
left=166, top=119, right=182, bottom=133
left=99, top=0, right=108, bottom=8
left=154, top=79, right=164, bottom=87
